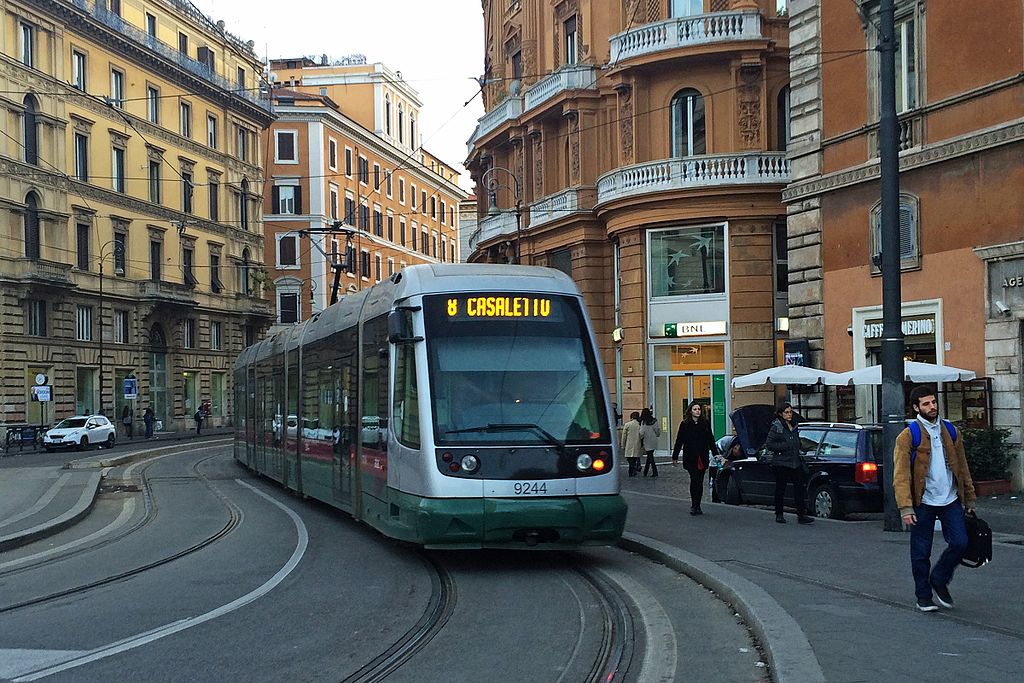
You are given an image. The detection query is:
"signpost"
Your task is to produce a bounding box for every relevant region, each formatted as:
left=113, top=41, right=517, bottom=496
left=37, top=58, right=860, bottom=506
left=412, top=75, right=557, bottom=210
left=124, top=375, right=138, bottom=400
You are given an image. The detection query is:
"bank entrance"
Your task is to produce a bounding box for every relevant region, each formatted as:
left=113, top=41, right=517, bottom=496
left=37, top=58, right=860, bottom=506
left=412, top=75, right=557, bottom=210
left=651, top=343, right=728, bottom=452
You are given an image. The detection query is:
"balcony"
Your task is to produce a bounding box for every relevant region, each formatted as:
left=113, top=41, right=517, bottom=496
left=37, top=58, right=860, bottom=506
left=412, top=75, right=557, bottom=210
left=597, top=153, right=791, bottom=205
left=67, top=0, right=271, bottom=113
left=609, top=11, right=763, bottom=64
left=473, top=210, right=522, bottom=248
left=137, top=280, right=198, bottom=307
left=0, top=257, right=74, bottom=286
left=523, top=64, right=598, bottom=114
left=528, top=186, right=595, bottom=230
left=468, top=96, right=523, bottom=148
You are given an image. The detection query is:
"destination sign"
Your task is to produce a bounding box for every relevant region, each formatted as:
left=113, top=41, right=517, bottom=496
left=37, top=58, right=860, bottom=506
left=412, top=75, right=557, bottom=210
left=447, top=295, right=554, bottom=319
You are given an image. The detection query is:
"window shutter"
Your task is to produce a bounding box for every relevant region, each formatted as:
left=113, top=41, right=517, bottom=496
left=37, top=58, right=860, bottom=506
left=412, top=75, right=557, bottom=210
left=294, top=186, right=303, bottom=214
left=271, top=186, right=280, bottom=213
left=898, top=202, right=916, bottom=260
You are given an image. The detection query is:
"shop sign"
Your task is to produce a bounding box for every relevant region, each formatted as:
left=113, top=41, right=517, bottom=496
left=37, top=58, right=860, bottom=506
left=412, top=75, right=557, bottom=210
left=863, top=317, right=934, bottom=339
left=1002, top=275, right=1024, bottom=288
left=662, top=320, right=727, bottom=337
left=124, top=376, right=138, bottom=400
left=31, top=385, right=51, bottom=402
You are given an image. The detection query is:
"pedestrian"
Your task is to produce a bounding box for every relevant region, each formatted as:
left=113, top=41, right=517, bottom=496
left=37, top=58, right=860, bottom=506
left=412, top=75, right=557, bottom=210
left=639, top=408, right=661, bottom=478
left=671, top=401, right=718, bottom=515
left=612, top=402, right=623, bottom=427
left=194, top=404, right=204, bottom=435
left=121, top=404, right=134, bottom=439
left=620, top=411, right=643, bottom=477
left=893, top=385, right=976, bottom=613
left=763, top=401, right=814, bottom=525
left=143, top=407, right=155, bottom=439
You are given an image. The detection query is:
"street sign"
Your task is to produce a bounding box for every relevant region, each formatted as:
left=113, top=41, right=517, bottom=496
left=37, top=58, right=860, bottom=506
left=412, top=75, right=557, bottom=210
left=124, top=377, right=139, bottom=400
left=31, top=385, right=52, bottom=402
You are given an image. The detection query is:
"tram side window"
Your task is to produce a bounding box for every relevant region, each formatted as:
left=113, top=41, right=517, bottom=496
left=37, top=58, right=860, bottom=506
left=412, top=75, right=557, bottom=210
left=361, top=315, right=390, bottom=450
left=302, top=348, right=323, bottom=444
left=392, top=338, right=420, bottom=449
left=339, top=331, right=358, bottom=454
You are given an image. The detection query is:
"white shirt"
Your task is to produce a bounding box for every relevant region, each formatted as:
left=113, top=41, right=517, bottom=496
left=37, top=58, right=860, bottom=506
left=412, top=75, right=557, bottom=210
left=918, top=416, right=958, bottom=506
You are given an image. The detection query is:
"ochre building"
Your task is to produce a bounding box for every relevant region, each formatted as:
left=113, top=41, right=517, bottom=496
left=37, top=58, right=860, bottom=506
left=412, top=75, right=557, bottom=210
left=1, top=0, right=273, bottom=435
left=467, top=0, right=791, bottom=445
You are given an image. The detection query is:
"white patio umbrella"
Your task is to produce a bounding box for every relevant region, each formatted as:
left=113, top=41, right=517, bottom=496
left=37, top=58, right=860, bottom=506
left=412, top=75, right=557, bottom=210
left=732, top=365, right=842, bottom=388
left=825, top=360, right=977, bottom=386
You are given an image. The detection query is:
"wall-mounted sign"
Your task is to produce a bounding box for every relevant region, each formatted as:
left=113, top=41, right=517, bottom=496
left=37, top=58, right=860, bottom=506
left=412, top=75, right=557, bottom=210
left=863, top=317, right=934, bottom=339
left=124, top=377, right=139, bottom=400
left=784, top=339, right=811, bottom=366
left=662, top=321, right=727, bottom=338
left=31, top=385, right=52, bottom=402
left=1002, top=276, right=1024, bottom=288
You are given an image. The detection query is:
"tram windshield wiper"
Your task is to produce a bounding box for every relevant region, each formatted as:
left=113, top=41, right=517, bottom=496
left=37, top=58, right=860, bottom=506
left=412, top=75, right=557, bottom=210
left=445, top=423, right=566, bottom=450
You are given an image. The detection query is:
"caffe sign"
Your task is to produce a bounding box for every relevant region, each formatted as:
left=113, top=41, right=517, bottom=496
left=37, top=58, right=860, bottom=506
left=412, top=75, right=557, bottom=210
left=863, top=317, right=935, bottom=339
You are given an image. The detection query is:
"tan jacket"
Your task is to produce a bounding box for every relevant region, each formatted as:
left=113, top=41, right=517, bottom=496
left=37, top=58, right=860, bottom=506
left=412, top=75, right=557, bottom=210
left=620, top=419, right=643, bottom=458
left=892, top=420, right=976, bottom=516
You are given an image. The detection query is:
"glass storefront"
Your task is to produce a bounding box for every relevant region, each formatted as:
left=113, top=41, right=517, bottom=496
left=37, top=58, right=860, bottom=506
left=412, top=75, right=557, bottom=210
left=76, top=367, right=96, bottom=415
left=651, top=343, right=728, bottom=451
left=150, top=353, right=167, bottom=426
left=649, top=225, right=726, bottom=298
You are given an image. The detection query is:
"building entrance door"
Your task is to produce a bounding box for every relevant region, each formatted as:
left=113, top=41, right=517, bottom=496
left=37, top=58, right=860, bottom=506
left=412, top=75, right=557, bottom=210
left=651, top=343, right=728, bottom=452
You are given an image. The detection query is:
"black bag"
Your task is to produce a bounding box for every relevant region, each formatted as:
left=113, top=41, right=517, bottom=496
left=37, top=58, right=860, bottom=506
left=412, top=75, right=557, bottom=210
left=960, top=513, right=992, bottom=568
left=757, top=447, right=774, bottom=465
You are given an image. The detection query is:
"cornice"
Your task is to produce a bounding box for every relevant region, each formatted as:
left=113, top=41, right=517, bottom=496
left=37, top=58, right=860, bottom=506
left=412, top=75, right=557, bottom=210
left=783, top=119, right=1024, bottom=202
left=974, top=241, right=1024, bottom=262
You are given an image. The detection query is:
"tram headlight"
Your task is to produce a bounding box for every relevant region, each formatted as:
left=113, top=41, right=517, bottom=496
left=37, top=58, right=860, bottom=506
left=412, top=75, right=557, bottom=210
left=460, top=455, right=480, bottom=474
left=576, top=454, right=593, bottom=471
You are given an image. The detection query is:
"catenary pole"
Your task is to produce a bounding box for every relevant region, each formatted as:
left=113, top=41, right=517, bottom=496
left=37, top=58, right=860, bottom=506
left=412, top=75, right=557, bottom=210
left=878, top=0, right=906, bottom=531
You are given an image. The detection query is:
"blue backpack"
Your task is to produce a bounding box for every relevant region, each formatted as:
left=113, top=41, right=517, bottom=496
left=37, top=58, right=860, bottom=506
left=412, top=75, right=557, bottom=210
left=908, top=419, right=958, bottom=467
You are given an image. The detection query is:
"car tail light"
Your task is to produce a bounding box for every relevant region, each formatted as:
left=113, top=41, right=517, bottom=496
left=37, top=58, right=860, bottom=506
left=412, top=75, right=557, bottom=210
left=856, top=461, right=878, bottom=484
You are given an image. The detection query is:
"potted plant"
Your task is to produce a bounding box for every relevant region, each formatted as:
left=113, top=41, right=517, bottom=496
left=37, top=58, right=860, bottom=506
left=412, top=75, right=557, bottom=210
left=963, top=427, right=1018, bottom=496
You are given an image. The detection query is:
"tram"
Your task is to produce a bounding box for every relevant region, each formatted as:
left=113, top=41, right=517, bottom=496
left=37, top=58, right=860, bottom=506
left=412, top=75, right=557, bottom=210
left=233, top=264, right=627, bottom=548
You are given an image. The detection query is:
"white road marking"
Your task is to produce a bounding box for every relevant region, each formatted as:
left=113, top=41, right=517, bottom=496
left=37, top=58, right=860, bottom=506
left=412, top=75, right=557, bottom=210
left=0, top=650, right=90, bottom=678
left=11, top=479, right=308, bottom=681
left=0, top=474, right=72, bottom=530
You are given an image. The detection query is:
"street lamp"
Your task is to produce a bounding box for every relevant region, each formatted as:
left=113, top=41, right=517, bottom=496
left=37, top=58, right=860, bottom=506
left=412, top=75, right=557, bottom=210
left=98, top=239, right=125, bottom=417
left=482, top=166, right=522, bottom=264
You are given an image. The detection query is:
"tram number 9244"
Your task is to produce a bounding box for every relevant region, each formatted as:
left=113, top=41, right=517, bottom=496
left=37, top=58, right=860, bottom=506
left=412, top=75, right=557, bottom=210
left=514, top=482, right=548, bottom=495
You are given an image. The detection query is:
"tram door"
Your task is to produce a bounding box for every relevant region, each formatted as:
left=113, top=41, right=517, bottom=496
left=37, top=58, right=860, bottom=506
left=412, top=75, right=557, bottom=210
left=332, top=329, right=358, bottom=511
left=283, top=349, right=300, bottom=491
left=245, top=367, right=256, bottom=467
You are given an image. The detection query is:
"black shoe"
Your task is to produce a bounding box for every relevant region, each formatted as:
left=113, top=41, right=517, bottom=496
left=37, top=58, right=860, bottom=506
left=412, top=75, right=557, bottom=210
left=931, top=580, right=954, bottom=609
left=775, top=514, right=786, bottom=523
left=916, top=597, right=939, bottom=612
left=693, top=507, right=703, bottom=515
left=690, top=508, right=698, bottom=516
left=797, top=515, right=815, bottom=524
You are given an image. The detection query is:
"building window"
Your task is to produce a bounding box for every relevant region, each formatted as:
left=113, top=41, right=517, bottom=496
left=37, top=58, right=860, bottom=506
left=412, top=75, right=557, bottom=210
left=209, top=178, right=219, bottom=221
left=109, top=0, right=121, bottom=15
left=358, top=156, right=369, bottom=184
left=24, top=192, right=40, bottom=259
left=211, top=373, right=225, bottom=416
left=430, top=196, right=436, bottom=219
left=344, top=194, right=355, bottom=225
left=237, top=67, right=246, bottom=89
left=328, top=139, right=337, bottom=170
left=150, top=239, right=162, bottom=281
left=26, top=300, right=47, bottom=337
left=149, top=160, right=161, bottom=203
left=441, top=235, right=447, bottom=262
left=330, top=239, right=340, bottom=266
left=374, top=253, right=382, bottom=282
left=180, top=102, right=192, bottom=138
left=114, top=232, right=127, bottom=275
left=110, top=69, right=125, bottom=108
left=344, top=243, right=356, bottom=274
left=275, top=130, right=297, bottom=162
left=211, top=321, right=222, bottom=350
left=895, top=16, right=918, bottom=113
left=373, top=163, right=381, bottom=190
left=440, top=201, right=446, bottom=224
left=240, top=248, right=251, bottom=294
left=411, top=184, right=418, bottom=211
left=273, top=184, right=301, bottom=215
left=236, top=125, right=247, bottom=161
left=178, top=32, right=188, bottom=53
left=385, top=95, right=392, bottom=135
left=411, top=222, right=417, bottom=250
left=72, top=50, right=87, bottom=90
left=146, top=86, right=159, bottom=123
left=359, top=202, right=370, bottom=230
left=774, top=222, right=788, bottom=294
left=360, top=250, right=370, bottom=279
left=399, top=178, right=405, bottom=203
left=869, top=194, right=921, bottom=272
left=205, top=116, right=217, bottom=150
left=649, top=224, right=726, bottom=298
left=387, top=258, right=394, bottom=276
left=277, top=234, right=298, bottom=267
left=511, top=50, right=523, bottom=81
left=183, top=246, right=197, bottom=287
left=776, top=85, right=791, bottom=152
left=211, top=253, right=224, bottom=293
left=184, top=319, right=196, bottom=349
left=563, top=15, right=578, bottom=65
left=550, top=248, right=572, bottom=277
left=182, top=171, right=193, bottom=213
left=410, top=115, right=416, bottom=147
left=239, top=178, right=250, bottom=230
left=114, top=310, right=128, bottom=344
left=112, top=146, right=125, bottom=192
left=398, top=105, right=404, bottom=144
left=400, top=218, right=407, bottom=246
left=23, top=95, right=38, bottom=165
left=329, top=185, right=339, bottom=219
left=76, top=223, right=90, bottom=270
left=421, top=228, right=428, bottom=254
left=671, top=88, right=706, bottom=157
left=421, top=191, right=427, bottom=215
left=145, top=12, right=156, bottom=36
left=20, top=22, right=33, bottom=67
left=386, top=173, right=393, bottom=198
left=387, top=212, right=394, bottom=241
left=77, top=305, right=93, bottom=341
left=670, top=0, right=703, bottom=17
left=374, top=206, right=383, bottom=236
left=279, top=292, right=299, bottom=324
left=74, top=133, right=89, bottom=181
left=345, top=148, right=353, bottom=176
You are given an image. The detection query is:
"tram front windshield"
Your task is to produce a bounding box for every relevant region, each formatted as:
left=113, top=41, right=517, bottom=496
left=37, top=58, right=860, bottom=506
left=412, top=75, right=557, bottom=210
left=423, top=293, right=611, bottom=446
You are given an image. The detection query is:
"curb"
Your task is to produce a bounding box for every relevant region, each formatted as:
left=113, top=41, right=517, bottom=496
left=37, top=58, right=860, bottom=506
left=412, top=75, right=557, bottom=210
left=64, top=436, right=234, bottom=469
left=0, top=471, right=101, bottom=552
left=619, top=532, right=825, bottom=683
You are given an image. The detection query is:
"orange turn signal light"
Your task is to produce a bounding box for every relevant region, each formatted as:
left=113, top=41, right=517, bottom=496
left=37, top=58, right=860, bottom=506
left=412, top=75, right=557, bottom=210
left=592, top=458, right=606, bottom=472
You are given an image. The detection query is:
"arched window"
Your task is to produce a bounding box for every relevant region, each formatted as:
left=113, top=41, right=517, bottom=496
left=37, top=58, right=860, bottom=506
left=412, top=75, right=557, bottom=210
left=23, top=94, right=39, bottom=165
left=239, top=178, right=250, bottom=230
left=24, top=191, right=41, bottom=259
left=409, top=114, right=416, bottom=148
left=777, top=85, right=791, bottom=152
left=671, top=88, right=706, bottom=157
left=385, top=95, right=392, bottom=136
left=398, top=105, right=404, bottom=144
left=240, top=247, right=251, bottom=295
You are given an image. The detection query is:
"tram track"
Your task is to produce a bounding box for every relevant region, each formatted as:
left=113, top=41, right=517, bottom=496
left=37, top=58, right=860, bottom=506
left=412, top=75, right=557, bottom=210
left=0, top=452, right=242, bottom=614
left=340, top=550, right=457, bottom=683
left=573, top=563, right=637, bottom=683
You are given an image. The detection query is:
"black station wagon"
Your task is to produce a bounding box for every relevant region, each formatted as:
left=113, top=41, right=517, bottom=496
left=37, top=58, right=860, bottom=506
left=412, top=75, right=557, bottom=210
left=715, top=408, right=884, bottom=519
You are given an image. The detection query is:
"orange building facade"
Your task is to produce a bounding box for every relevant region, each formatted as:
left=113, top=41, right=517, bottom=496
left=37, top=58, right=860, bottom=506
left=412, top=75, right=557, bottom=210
left=784, top=1, right=1023, bottom=485
left=467, top=0, right=792, bottom=444
left=263, top=58, right=467, bottom=325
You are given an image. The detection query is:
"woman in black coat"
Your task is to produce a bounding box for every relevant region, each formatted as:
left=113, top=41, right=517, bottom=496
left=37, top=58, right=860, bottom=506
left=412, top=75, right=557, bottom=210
left=763, top=401, right=814, bottom=525
left=671, top=401, right=718, bottom=515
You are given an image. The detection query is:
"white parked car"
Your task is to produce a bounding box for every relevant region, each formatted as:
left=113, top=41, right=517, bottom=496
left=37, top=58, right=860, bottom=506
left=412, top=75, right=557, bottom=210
left=43, top=415, right=116, bottom=452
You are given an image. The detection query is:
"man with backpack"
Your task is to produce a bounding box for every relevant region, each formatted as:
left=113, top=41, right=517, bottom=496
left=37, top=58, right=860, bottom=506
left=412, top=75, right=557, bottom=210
left=893, top=385, right=976, bottom=613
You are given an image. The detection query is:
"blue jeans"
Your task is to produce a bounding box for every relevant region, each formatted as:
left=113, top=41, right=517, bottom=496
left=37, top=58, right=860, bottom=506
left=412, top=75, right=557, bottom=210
left=910, top=500, right=968, bottom=599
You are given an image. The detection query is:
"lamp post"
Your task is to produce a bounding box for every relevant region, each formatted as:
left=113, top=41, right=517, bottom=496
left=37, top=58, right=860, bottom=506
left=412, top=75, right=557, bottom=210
left=482, top=166, right=523, bottom=264
left=98, top=239, right=125, bottom=417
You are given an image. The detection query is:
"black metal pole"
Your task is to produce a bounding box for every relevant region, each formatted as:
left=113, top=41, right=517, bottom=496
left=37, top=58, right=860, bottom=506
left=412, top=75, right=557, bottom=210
left=515, top=204, right=522, bottom=264
left=878, top=0, right=906, bottom=532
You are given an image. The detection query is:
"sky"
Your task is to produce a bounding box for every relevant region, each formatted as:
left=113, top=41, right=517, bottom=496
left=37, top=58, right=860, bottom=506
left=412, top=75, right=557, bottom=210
left=195, top=0, right=486, bottom=190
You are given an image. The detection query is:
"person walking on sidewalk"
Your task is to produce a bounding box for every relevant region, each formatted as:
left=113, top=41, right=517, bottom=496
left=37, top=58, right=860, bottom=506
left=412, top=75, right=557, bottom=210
left=639, top=408, right=662, bottom=478
left=621, top=411, right=643, bottom=477
left=764, top=401, right=814, bottom=525
left=121, top=405, right=134, bottom=440
left=893, top=385, right=976, bottom=613
left=143, top=407, right=155, bottom=439
left=671, top=401, right=718, bottom=515
left=194, top=405, right=204, bottom=435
